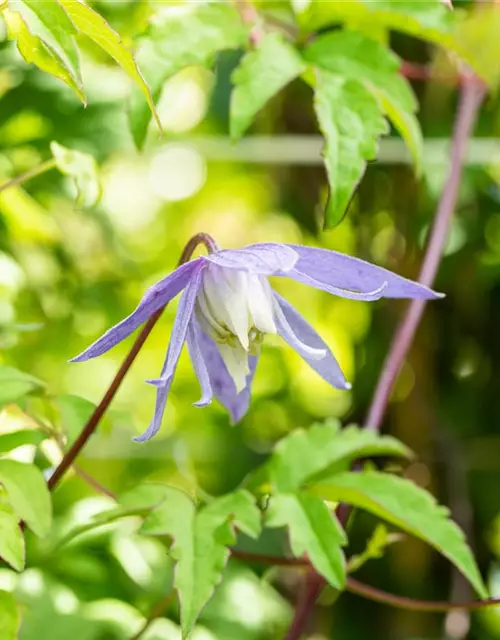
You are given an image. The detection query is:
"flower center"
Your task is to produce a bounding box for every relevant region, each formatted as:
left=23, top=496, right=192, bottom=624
left=195, top=264, right=276, bottom=391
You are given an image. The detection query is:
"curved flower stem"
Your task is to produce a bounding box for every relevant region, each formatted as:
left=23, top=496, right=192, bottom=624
left=47, top=232, right=217, bottom=492
left=365, top=76, right=485, bottom=432
left=0, top=158, right=57, bottom=194
left=285, top=75, right=486, bottom=640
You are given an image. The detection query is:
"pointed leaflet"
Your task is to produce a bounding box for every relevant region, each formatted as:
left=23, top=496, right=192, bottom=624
left=0, top=460, right=52, bottom=537
left=268, top=422, right=411, bottom=493
left=58, top=0, right=161, bottom=132
left=6, top=0, right=84, bottom=100
left=0, top=590, right=20, bottom=640
left=230, top=33, right=306, bottom=139
left=0, top=365, right=45, bottom=408
left=305, top=31, right=422, bottom=173
left=50, top=141, right=101, bottom=207
left=310, top=471, right=487, bottom=598
left=265, top=492, right=346, bottom=589
left=0, top=503, right=25, bottom=571
left=0, top=430, right=46, bottom=455
left=141, top=488, right=261, bottom=637
left=129, top=3, right=248, bottom=149
left=313, top=71, right=388, bottom=227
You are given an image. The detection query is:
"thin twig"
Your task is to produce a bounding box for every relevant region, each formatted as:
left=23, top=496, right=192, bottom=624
left=284, top=73, right=486, bottom=640
left=47, top=232, right=217, bottom=493
left=73, top=464, right=117, bottom=500
left=0, top=158, right=57, bottom=194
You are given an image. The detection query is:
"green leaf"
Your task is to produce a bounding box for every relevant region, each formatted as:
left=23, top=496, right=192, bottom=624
left=305, top=31, right=421, bottom=172
left=347, top=524, right=402, bottom=574
left=0, top=429, right=47, bottom=455
left=310, top=471, right=488, bottom=598
left=456, top=4, right=500, bottom=87
left=0, top=365, right=45, bottom=408
left=0, top=590, right=20, bottom=640
left=265, top=492, right=346, bottom=589
left=5, top=0, right=84, bottom=100
left=0, top=459, right=52, bottom=537
left=56, top=394, right=98, bottom=448
left=230, top=33, right=305, bottom=139
left=313, top=71, right=388, bottom=227
left=0, top=503, right=25, bottom=571
left=58, top=0, right=161, bottom=132
left=268, top=422, right=411, bottom=493
left=141, top=487, right=261, bottom=637
left=300, top=0, right=458, bottom=50
left=129, top=3, right=248, bottom=149
left=119, top=482, right=173, bottom=510
left=50, top=141, right=101, bottom=207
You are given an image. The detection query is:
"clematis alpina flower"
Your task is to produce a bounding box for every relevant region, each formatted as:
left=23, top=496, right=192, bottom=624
left=71, top=241, right=442, bottom=441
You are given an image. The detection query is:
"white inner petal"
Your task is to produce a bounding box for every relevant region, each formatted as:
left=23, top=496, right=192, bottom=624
left=195, top=264, right=277, bottom=391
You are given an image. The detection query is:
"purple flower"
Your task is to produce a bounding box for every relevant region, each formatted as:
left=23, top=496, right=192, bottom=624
left=71, top=242, right=442, bottom=441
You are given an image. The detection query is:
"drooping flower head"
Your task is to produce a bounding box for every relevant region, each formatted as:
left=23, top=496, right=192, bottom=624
left=71, top=240, right=442, bottom=441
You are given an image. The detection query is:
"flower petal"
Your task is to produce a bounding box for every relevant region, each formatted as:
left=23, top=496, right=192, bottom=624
left=186, top=320, right=212, bottom=408
left=273, top=293, right=351, bottom=390
left=134, top=264, right=205, bottom=442
left=196, top=319, right=257, bottom=424
left=204, top=243, right=298, bottom=275
left=280, top=245, right=443, bottom=300
left=71, top=259, right=204, bottom=362
left=273, top=298, right=327, bottom=361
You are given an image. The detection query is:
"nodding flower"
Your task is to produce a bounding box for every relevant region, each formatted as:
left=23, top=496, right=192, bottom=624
left=71, top=240, right=443, bottom=441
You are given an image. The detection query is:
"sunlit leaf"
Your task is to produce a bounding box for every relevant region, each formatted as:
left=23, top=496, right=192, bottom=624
left=141, top=487, right=260, bottom=638
left=0, top=429, right=47, bottom=455
left=265, top=492, right=346, bottom=589
left=5, top=0, right=84, bottom=100
left=58, top=0, right=161, bottom=132
left=313, top=71, right=388, bottom=228
left=129, top=2, right=248, bottom=149
left=0, top=459, right=52, bottom=537
left=0, top=503, right=25, bottom=571
left=0, top=590, right=20, bottom=640
left=50, top=141, right=101, bottom=207
left=456, top=3, right=500, bottom=86
left=310, top=471, right=488, bottom=598
left=305, top=31, right=421, bottom=173
left=230, top=33, right=305, bottom=139
left=56, top=394, right=98, bottom=448
left=0, top=365, right=45, bottom=408
left=268, top=422, right=411, bottom=492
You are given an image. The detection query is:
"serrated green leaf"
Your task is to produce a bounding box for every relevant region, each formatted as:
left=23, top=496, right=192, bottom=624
left=0, top=365, right=45, bottom=408
left=268, top=422, right=411, bottom=493
left=0, top=460, right=52, bottom=537
left=0, top=429, right=47, bottom=455
left=129, top=3, right=248, bottom=149
left=6, top=0, right=84, bottom=100
left=310, top=471, right=487, bottom=598
left=265, top=492, right=346, bottom=589
left=313, top=71, right=388, bottom=228
left=141, top=487, right=260, bottom=637
left=305, top=31, right=421, bottom=173
left=58, top=0, right=161, bottom=132
left=230, top=33, right=305, bottom=139
left=50, top=141, right=101, bottom=207
left=0, top=503, right=25, bottom=571
left=0, top=590, right=20, bottom=640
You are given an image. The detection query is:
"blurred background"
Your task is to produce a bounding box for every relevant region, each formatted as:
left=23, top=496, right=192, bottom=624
left=1, top=1, right=500, bottom=639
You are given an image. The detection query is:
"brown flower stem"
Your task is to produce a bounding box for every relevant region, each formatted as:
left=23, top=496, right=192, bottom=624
left=48, top=233, right=216, bottom=492
left=0, top=158, right=57, bottom=194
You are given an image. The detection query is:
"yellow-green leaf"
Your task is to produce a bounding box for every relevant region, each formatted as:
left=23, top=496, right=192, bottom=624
left=0, top=503, right=25, bottom=572
left=50, top=141, right=101, bottom=207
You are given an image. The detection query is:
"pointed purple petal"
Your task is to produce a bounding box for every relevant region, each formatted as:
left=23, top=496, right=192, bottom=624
left=273, top=292, right=350, bottom=390
left=195, top=320, right=257, bottom=424
left=280, top=245, right=443, bottom=300
left=186, top=320, right=212, bottom=407
left=134, top=264, right=205, bottom=442
left=204, top=243, right=298, bottom=275
left=71, top=259, right=204, bottom=362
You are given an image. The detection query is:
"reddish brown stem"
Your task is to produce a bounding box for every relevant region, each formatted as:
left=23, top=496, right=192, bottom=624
left=48, top=232, right=217, bottom=492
